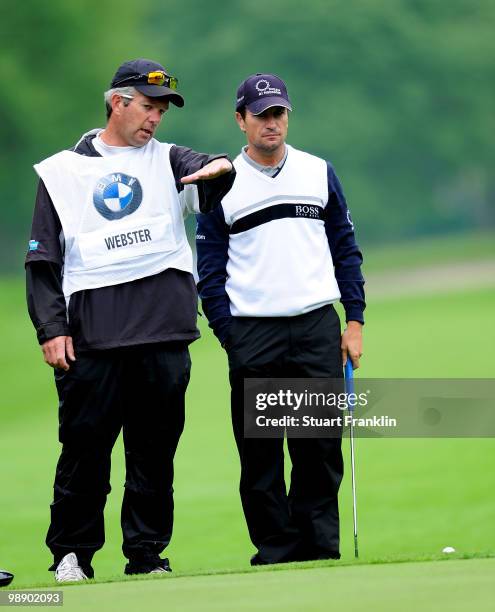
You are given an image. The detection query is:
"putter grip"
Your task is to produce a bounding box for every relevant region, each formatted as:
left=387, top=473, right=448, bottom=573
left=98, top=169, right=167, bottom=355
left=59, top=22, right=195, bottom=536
left=345, top=359, right=355, bottom=397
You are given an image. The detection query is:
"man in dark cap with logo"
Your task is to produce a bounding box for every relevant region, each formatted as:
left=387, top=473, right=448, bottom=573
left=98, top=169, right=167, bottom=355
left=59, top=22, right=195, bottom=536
left=26, top=59, right=234, bottom=582
left=196, top=73, right=365, bottom=565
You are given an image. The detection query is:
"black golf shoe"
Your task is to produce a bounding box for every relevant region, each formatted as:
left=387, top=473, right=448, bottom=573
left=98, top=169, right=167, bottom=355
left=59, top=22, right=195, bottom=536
left=0, top=570, right=14, bottom=587
left=125, top=557, right=172, bottom=575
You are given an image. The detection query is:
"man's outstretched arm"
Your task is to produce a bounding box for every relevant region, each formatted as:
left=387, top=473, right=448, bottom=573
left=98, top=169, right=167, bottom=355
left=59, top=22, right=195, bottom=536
left=170, top=146, right=235, bottom=214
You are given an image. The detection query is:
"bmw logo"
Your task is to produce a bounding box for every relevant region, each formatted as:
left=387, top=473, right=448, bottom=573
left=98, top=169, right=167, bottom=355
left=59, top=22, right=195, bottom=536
left=93, top=173, right=143, bottom=220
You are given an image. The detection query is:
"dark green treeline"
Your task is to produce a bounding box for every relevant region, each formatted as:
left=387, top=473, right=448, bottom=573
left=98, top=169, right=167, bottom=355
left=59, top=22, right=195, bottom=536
left=1, top=0, right=493, bottom=271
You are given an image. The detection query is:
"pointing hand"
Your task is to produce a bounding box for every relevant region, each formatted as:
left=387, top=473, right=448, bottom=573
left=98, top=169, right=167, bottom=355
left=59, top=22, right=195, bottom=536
left=181, top=158, right=233, bottom=184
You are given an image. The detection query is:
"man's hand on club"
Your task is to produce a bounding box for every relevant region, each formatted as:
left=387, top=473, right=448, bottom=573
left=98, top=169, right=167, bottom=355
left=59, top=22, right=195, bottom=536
left=341, top=321, right=363, bottom=369
left=42, top=336, right=76, bottom=371
left=180, top=158, right=233, bottom=184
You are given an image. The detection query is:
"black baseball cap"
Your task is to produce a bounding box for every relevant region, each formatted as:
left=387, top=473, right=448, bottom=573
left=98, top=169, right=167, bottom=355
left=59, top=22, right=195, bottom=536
left=236, top=73, right=292, bottom=115
left=110, top=58, right=184, bottom=107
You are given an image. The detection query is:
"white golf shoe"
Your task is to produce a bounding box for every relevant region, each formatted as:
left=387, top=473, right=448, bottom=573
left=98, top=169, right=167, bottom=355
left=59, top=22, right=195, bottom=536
left=55, top=553, right=88, bottom=583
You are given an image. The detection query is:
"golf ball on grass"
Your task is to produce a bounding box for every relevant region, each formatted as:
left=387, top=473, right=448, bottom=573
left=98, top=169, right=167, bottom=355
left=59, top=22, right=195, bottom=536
left=442, top=546, right=456, bottom=554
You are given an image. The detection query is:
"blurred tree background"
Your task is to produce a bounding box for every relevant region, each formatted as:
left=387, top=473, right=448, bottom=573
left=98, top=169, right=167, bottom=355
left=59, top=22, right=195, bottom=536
left=0, top=0, right=493, bottom=273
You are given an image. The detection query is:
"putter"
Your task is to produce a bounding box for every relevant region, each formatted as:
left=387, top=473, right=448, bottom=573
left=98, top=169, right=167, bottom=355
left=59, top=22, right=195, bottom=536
left=0, top=570, right=14, bottom=587
left=345, top=358, right=359, bottom=559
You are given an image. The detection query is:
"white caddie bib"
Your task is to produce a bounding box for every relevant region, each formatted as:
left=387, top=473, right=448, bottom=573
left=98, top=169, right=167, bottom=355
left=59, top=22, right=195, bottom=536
left=34, top=139, right=193, bottom=298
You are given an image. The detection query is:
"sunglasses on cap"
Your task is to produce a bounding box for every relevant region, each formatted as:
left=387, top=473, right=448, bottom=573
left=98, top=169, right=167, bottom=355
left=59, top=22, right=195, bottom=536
left=113, top=70, right=178, bottom=90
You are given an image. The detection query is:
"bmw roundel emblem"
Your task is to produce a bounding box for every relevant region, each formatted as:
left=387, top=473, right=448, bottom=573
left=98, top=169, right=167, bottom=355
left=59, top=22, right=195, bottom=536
left=93, top=173, right=143, bottom=220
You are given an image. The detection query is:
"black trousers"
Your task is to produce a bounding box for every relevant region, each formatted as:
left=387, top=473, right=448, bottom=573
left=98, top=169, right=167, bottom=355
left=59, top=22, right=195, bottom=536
left=227, top=305, right=344, bottom=564
left=46, top=342, right=190, bottom=574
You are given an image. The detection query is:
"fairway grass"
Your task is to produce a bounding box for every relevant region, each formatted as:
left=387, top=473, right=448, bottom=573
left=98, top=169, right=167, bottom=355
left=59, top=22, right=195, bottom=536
left=1, top=232, right=494, bottom=608
left=361, top=230, right=495, bottom=273
left=2, top=282, right=494, bottom=588
left=6, top=558, right=495, bottom=612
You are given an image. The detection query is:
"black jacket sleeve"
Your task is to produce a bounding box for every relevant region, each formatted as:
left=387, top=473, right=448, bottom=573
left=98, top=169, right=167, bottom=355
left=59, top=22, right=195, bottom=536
left=325, top=163, right=366, bottom=324
left=25, top=180, right=69, bottom=344
left=169, top=146, right=235, bottom=213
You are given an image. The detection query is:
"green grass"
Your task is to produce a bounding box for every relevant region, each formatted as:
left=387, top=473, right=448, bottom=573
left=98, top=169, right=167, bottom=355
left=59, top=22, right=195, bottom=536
left=6, top=558, right=495, bottom=612
left=1, top=232, right=494, bottom=608
left=362, top=230, right=495, bottom=273
left=68, top=558, right=495, bottom=612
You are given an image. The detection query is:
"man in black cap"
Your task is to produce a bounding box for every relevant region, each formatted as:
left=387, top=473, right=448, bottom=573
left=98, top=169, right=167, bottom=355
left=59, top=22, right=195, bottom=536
left=196, top=73, right=365, bottom=565
left=26, top=58, right=234, bottom=581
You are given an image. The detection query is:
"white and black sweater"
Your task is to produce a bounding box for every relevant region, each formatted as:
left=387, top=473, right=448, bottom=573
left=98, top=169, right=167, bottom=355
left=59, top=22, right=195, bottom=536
left=196, top=145, right=365, bottom=345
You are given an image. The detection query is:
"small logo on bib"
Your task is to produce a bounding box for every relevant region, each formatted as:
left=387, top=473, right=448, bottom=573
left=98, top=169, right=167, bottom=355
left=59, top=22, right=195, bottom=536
left=93, top=173, right=143, bottom=220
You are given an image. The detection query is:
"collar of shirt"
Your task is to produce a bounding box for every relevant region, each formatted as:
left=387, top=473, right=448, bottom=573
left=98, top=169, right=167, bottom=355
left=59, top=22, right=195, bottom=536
left=93, top=131, right=137, bottom=156
left=241, top=145, right=288, bottom=177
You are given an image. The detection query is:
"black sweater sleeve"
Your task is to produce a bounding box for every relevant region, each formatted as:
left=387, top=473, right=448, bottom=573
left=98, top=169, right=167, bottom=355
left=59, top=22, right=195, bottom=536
left=325, top=163, right=366, bottom=324
left=169, top=145, right=235, bottom=213
left=25, top=180, right=69, bottom=344
left=196, top=205, right=232, bottom=345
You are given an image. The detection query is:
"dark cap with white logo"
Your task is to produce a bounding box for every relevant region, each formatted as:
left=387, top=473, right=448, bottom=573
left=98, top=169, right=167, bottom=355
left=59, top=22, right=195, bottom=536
left=235, top=73, right=292, bottom=115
